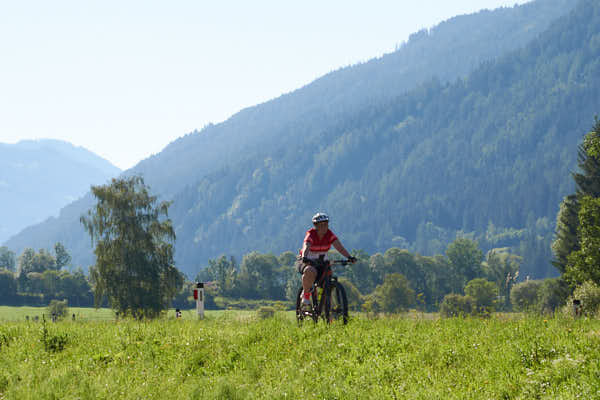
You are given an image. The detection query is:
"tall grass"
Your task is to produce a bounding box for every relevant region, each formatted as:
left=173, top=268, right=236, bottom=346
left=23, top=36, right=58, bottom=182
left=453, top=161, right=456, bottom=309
left=0, top=311, right=598, bottom=399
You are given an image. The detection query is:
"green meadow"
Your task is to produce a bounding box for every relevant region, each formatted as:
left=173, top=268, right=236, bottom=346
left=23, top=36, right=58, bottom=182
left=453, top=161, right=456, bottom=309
left=0, top=309, right=599, bottom=399
left=0, top=306, right=236, bottom=323
left=0, top=306, right=115, bottom=322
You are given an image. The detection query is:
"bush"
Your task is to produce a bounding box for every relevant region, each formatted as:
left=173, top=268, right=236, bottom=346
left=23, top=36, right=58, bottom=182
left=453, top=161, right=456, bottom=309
left=46, top=299, right=69, bottom=320
left=537, top=277, right=571, bottom=314
left=40, top=319, right=68, bottom=352
left=361, top=293, right=381, bottom=316
left=464, top=278, right=498, bottom=314
left=213, top=297, right=291, bottom=310
left=370, top=273, right=415, bottom=313
left=510, top=280, right=542, bottom=312
left=440, top=294, right=475, bottom=317
left=256, top=306, right=276, bottom=319
left=564, top=281, right=600, bottom=316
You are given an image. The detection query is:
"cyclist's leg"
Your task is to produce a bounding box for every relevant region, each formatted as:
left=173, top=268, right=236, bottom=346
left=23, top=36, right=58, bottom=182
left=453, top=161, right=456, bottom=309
left=302, top=265, right=317, bottom=295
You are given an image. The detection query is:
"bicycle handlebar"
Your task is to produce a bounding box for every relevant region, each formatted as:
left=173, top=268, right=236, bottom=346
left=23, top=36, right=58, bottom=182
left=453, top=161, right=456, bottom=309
left=330, top=259, right=351, bottom=266
left=302, top=257, right=352, bottom=267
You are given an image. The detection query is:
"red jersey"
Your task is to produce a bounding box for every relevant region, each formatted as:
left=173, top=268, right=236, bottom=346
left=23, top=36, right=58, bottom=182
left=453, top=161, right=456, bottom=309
left=304, top=228, right=338, bottom=255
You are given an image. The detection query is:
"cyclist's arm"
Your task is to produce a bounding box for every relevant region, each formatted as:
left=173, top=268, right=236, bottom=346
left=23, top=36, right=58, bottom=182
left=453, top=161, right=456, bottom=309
left=301, top=241, right=311, bottom=258
left=332, top=239, right=352, bottom=259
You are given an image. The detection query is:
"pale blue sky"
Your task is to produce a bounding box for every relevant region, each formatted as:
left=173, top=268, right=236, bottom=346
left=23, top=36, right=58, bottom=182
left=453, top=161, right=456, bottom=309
left=0, top=0, right=530, bottom=170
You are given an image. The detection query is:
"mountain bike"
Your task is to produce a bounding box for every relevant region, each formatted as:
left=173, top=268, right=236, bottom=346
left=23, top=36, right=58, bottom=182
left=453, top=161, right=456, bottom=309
left=296, top=256, right=350, bottom=325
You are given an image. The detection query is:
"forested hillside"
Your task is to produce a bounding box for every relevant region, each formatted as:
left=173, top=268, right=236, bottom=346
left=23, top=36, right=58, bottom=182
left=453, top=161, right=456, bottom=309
left=170, top=0, right=600, bottom=279
left=3, top=0, right=587, bottom=279
left=0, top=140, right=120, bottom=243
left=129, top=0, right=573, bottom=198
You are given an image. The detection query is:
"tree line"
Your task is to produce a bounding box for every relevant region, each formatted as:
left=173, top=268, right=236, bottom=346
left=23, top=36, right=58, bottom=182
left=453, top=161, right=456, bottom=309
left=0, top=244, right=93, bottom=306
left=194, top=238, right=568, bottom=316
left=2, top=117, right=600, bottom=318
left=0, top=235, right=572, bottom=316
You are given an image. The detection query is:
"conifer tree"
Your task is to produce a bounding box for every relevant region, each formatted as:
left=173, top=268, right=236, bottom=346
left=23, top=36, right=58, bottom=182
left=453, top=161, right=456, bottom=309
left=554, top=118, right=600, bottom=280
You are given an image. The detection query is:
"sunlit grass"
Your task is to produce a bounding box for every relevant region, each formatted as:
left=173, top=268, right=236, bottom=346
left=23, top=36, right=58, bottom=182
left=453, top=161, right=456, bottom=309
left=0, top=306, right=115, bottom=322
left=0, top=306, right=259, bottom=323
left=0, top=310, right=598, bottom=399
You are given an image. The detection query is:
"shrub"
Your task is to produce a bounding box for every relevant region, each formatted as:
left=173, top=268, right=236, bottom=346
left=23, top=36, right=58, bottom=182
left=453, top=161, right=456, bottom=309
left=464, top=278, right=498, bottom=314
left=510, top=280, right=542, bottom=312
left=440, top=294, right=475, bottom=317
left=537, top=277, right=571, bottom=314
left=214, top=297, right=291, bottom=310
left=46, top=299, right=69, bottom=320
left=44, top=332, right=68, bottom=352
left=564, top=281, right=600, bottom=316
left=370, top=273, right=415, bottom=313
left=256, top=306, right=276, bottom=319
left=40, top=319, right=68, bottom=352
left=361, top=293, right=381, bottom=316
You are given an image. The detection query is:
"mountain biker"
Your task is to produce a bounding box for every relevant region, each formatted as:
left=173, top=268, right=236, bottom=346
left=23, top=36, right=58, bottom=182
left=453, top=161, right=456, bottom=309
left=298, top=212, right=356, bottom=309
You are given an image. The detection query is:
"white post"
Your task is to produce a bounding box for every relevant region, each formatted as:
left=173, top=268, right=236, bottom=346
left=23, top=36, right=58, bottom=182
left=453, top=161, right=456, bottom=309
left=195, top=282, right=205, bottom=319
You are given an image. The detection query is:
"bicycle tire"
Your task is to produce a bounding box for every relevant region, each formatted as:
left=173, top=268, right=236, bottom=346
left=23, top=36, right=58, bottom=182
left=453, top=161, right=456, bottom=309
left=324, top=281, right=349, bottom=324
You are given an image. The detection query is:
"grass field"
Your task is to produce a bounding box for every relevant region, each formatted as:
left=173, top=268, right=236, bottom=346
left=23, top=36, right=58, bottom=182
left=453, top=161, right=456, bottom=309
left=0, top=309, right=599, bottom=399
left=0, top=306, right=248, bottom=323
left=0, top=306, right=116, bottom=322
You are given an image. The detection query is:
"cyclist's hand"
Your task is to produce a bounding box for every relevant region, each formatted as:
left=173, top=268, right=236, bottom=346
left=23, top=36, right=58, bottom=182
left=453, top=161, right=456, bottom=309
left=348, top=256, right=357, bottom=264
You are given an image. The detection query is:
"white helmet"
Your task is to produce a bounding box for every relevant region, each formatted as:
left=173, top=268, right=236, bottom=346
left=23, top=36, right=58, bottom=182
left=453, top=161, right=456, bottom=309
left=312, top=212, right=329, bottom=224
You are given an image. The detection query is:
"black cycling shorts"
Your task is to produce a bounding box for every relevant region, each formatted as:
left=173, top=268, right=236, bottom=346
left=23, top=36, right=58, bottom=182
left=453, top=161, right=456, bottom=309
left=297, top=260, right=326, bottom=282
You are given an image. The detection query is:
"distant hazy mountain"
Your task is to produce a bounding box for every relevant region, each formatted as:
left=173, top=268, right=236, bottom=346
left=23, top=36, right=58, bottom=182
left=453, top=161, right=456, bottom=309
left=0, top=139, right=120, bottom=242
left=4, top=0, right=583, bottom=279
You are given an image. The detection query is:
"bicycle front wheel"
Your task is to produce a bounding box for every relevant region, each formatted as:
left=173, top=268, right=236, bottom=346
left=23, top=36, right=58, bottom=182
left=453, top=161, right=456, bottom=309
left=324, top=281, right=348, bottom=325
left=295, top=287, right=318, bottom=324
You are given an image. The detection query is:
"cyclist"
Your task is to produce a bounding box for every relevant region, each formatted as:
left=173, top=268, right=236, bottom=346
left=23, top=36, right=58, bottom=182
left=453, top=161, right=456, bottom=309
left=298, top=212, right=356, bottom=309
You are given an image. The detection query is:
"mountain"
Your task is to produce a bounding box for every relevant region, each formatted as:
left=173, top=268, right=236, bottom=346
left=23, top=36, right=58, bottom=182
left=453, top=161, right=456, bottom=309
left=0, top=140, right=120, bottom=242
left=129, top=0, right=575, bottom=198
left=3, top=0, right=585, bottom=279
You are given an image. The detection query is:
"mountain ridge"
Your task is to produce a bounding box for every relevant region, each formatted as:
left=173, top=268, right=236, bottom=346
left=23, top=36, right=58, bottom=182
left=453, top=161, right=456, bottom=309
left=128, top=0, right=574, bottom=198
left=0, top=139, right=120, bottom=243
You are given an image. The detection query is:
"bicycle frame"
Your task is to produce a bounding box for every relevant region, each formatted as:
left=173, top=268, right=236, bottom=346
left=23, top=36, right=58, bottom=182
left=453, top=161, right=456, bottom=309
left=315, top=264, right=338, bottom=318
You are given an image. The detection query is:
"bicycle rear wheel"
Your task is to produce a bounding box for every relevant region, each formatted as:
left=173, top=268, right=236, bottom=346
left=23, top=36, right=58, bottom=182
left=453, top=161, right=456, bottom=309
left=324, top=281, right=348, bottom=324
